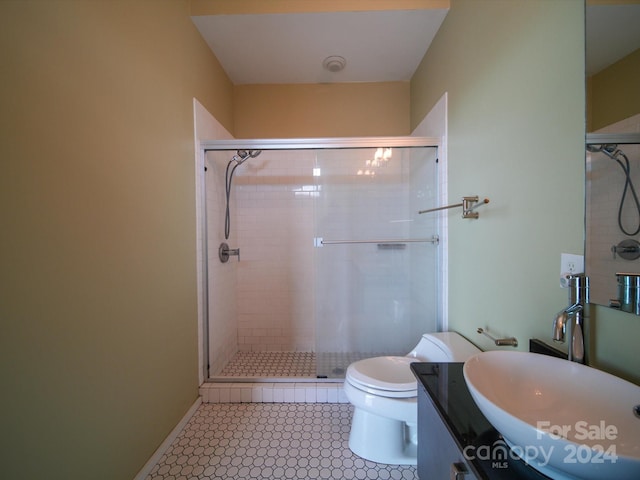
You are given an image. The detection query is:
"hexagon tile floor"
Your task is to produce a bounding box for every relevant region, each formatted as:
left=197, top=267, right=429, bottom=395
left=214, top=351, right=387, bottom=379
left=145, top=403, right=417, bottom=480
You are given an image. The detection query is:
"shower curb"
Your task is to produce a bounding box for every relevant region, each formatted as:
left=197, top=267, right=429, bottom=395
left=199, top=382, right=349, bottom=404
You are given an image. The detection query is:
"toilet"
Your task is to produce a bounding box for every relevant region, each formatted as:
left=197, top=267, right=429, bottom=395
left=343, top=331, right=480, bottom=465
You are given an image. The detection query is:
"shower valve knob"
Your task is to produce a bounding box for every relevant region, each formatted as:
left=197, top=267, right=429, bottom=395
left=219, top=242, right=240, bottom=263
left=612, top=239, right=640, bottom=260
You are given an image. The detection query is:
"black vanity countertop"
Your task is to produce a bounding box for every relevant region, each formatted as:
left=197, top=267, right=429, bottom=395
left=411, top=362, right=551, bottom=480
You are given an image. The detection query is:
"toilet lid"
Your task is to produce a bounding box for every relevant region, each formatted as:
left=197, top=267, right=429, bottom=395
left=347, top=356, right=417, bottom=393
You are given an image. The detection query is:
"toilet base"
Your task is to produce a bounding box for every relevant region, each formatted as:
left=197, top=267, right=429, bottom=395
left=348, top=408, right=417, bottom=465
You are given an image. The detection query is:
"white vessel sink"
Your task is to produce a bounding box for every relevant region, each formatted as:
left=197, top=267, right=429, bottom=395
left=463, top=351, right=640, bottom=480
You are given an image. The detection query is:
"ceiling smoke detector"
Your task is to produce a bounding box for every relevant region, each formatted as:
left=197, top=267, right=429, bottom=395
left=322, top=56, right=346, bottom=73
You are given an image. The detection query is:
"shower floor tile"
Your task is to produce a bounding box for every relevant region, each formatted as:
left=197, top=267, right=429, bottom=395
left=216, top=351, right=388, bottom=378
left=217, top=351, right=316, bottom=377
left=145, top=403, right=417, bottom=480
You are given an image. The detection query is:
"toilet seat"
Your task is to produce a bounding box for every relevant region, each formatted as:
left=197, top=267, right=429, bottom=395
left=346, top=356, right=418, bottom=398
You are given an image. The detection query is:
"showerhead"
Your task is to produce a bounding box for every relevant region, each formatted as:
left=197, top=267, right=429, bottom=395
left=586, top=143, right=618, bottom=157
left=586, top=144, right=600, bottom=153
left=232, top=149, right=262, bottom=165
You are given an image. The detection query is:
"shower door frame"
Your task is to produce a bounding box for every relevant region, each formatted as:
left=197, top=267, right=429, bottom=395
left=201, top=136, right=440, bottom=153
left=199, top=136, right=441, bottom=382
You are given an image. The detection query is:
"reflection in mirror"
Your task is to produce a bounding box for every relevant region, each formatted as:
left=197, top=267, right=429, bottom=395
left=586, top=3, right=640, bottom=134
left=585, top=2, right=640, bottom=309
left=586, top=132, right=640, bottom=309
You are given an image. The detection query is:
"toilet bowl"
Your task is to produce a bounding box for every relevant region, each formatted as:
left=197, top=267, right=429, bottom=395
left=343, top=332, right=480, bottom=465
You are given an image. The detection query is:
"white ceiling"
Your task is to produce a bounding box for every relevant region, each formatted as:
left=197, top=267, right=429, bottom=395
left=191, top=9, right=448, bottom=85
left=586, top=4, right=640, bottom=75
left=191, top=5, right=640, bottom=85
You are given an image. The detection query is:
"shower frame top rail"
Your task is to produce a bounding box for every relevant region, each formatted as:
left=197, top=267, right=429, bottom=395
left=586, top=133, right=640, bottom=146
left=201, top=136, right=440, bottom=152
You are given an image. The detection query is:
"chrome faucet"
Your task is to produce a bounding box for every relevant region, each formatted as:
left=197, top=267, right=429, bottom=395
left=552, top=274, right=589, bottom=363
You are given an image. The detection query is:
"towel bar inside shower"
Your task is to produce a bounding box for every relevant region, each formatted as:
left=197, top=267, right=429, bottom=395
left=318, top=236, right=439, bottom=246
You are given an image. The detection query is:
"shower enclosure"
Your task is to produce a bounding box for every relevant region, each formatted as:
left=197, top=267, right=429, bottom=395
left=201, top=138, right=443, bottom=380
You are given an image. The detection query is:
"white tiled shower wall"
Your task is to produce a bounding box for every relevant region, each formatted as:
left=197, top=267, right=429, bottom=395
left=230, top=148, right=440, bottom=356
left=587, top=113, right=640, bottom=305
left=204, top=149, right=319, bottom=373
left=235, top=150, right=316, bottom=352
left=205, top=153, right=240, bottom=375
left=313, top=148, right=439, bottom=354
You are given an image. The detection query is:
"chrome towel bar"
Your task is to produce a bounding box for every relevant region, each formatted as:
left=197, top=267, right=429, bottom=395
left=318, top=235, right=439, bottom=246
left=477, top=328, right=518, bottom=347
left=419, top=196, right=489, bottom=219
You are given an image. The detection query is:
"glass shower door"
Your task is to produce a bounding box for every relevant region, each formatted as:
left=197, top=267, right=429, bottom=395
left=313, top=146, right=440, bottom=378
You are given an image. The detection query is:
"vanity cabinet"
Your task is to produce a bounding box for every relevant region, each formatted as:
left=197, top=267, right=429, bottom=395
left=418, top=381, right=478, bottom=479
left=411, top=363, right=550, bottom=480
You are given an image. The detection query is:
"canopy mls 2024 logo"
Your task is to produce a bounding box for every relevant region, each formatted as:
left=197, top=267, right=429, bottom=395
left=463, top=420, right=619, bottom=470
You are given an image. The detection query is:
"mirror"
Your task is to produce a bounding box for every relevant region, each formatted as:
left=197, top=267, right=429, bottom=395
left=585, top=3, right=640, bottom=310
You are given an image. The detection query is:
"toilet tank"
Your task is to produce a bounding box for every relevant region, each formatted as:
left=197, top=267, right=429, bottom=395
left=406, top=332, right=481, bottom=362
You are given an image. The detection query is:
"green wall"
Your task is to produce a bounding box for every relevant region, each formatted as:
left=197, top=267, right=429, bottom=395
left=412, top=0, right=640, bottom=384
left=411, top=0, right=588, bottom=362
left=0, top=1, right=233, bottom=478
